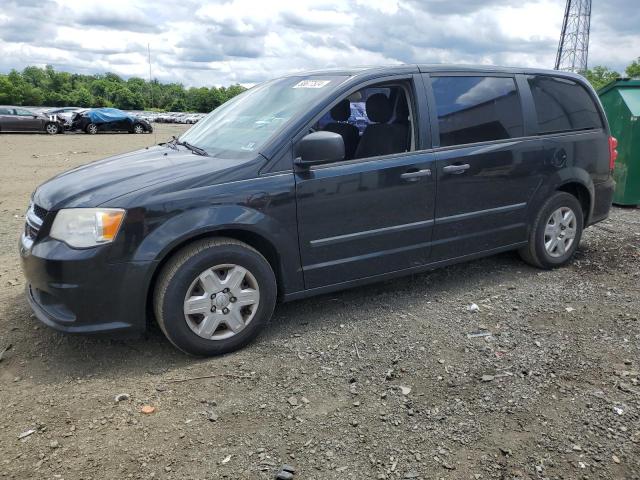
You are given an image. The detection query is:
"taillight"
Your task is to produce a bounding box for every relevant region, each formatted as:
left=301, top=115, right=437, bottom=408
left=609, top=136, right=618, bottom=170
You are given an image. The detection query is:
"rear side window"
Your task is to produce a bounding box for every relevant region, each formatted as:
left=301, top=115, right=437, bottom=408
left=0, top=108, right=13, bottom=115
left=431, top=76, right=523, bottom=147
left=527, top=75, right=602, bottom=134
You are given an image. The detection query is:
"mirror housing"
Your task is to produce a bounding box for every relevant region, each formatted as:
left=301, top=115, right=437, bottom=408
left=295, top=131, right=345, bottom=167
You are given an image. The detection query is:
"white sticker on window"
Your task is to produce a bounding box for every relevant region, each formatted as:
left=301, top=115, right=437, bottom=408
left=293, top=80, right=331, bottom=89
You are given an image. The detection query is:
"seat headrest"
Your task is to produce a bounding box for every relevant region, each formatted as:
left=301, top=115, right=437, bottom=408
left=366, top=93, right=392, bottom=123
left=330, top=99, right=351, bottom=122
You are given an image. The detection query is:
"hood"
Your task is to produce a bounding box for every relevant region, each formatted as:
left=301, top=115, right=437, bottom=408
left=32, top=146, right=261, bottom=210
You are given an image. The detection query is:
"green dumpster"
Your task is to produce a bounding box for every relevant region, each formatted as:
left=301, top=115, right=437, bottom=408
left=599, top=79, right=640, bottom=206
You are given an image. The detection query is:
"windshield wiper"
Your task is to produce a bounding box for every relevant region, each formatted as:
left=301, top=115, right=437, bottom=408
left=163, top=137, right=179, bottom=150
left=172, top=137, right=208, bottom=156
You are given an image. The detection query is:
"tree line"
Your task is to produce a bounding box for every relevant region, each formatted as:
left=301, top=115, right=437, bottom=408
left=0, top=65, right=246, bottom=113
left=1, top=60, right=638, bottom=114
left=583, top=58, right=640, bottom=90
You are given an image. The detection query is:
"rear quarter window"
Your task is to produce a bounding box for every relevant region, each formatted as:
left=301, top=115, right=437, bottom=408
left=527, top=75, right=603, bottom=134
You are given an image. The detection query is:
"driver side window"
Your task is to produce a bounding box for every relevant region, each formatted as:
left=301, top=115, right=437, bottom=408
left=313, top=82, right=415, bottom=161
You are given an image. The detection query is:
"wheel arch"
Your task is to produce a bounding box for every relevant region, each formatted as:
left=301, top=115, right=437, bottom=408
left=557, top=181, right=592, bottom=225
left=144, top=228, right=285, bottom=326
left=537, top=167, right=595, bottom=227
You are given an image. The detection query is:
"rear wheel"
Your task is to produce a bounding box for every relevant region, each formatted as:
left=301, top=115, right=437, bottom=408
left=519, top=192, right=584, bottom=269
left=85, top=123, right=98, bottom=134
left=45, top=122, right=59, bottom=135
left=153, top=238, right=277, bottom=356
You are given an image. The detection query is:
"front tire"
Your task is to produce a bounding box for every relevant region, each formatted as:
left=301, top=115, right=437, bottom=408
left=85, top=123, right=98, bottom=134
left=45, top=122, right=59, bottom=135
left=153, top=238, right=277, bottom=356
left=519, top=192, right=584, bottom=269
left=132, top=123, right=145, bottom=134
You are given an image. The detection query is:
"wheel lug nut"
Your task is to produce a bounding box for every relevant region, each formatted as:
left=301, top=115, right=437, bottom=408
left=222, top=307, right=229, bottom=314
left=230, top=297, right=236, bottom=303
left=223, top=288, right=230, bottom=293
left=210, top=293, right=216, bottom=299
left=210, top=306, right=216, bottom=312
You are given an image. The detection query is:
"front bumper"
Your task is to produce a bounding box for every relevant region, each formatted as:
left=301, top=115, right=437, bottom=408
left=20, top=234, right=154, bottom=334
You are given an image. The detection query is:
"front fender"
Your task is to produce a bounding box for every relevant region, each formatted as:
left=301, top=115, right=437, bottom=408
left=133, top=204, right=282, bottom=262
left=114, top=172, right=303, bottom=296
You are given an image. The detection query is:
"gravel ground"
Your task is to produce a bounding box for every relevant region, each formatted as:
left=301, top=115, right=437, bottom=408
left=0, top=126, right=639, bottom=479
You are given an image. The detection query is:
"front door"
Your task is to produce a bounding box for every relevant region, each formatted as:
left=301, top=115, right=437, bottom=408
left=295, top=78, right=436, bottom=289
left=14, top=108, right=42, bottom=131
left=426, top=74, right=541, bottom=260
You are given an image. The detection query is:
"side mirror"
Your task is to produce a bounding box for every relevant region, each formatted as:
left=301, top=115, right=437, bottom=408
left=294, top=131, right=345, bottom=167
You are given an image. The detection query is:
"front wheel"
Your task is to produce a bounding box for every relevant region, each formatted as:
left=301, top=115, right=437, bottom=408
left=132, top=123, right=145, bottom=134
left=85, top=123, right=98, bottom=134
left=153, top=238, right=277, bottom=356
left=45, top=122, right=59, bottom=135
left=519, top=192, right=584, bottom=269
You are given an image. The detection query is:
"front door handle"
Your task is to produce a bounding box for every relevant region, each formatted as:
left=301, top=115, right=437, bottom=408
left=400, top=168, right=431, bottom=181
left=442, top=163, right=470, bottom=174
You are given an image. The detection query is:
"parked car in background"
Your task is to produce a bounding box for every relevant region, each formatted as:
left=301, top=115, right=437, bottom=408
left=44, top=107, right=83, bottom=130
left=44, top=106, right=81, bottom=115
left=0, top=106, right=64, bottom=134
left=70, top=108, right=153, bottom=134
left=20, top=65, right=616, bottom=356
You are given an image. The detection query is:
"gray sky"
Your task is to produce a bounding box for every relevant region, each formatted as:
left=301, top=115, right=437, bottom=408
left=1, top=0, right=637, bottom=86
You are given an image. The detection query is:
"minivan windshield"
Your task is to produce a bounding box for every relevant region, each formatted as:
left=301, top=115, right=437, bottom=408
left=179, top=76, right=348, bottom=158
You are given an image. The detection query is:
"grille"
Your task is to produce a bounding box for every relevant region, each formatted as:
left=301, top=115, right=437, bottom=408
left=25, top=203, right=47, bottom=240
left=32, top=204, right=48, bottom=221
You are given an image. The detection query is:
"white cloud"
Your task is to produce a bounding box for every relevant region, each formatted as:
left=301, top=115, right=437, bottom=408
left=0, top=0, right=637, bottom=86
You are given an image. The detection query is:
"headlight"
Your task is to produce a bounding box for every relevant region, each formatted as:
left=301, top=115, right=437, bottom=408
left=50, top=208, right=125, bottom=248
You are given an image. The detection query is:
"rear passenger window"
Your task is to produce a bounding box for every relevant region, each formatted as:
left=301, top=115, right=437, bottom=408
left=527, top=75, right=602, bottom=134
left=432, top=76, right=523, bottom=147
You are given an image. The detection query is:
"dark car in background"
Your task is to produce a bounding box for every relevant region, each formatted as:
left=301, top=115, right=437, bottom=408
left=0, top=106, right=64, bottom=134
left=20, top=65, right=616, bottom=356
left=70, top=107, right=153, bottom=134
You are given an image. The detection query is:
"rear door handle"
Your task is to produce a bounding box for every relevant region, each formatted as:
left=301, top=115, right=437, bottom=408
left=400, top=168, right=431, bottom=181
left=442, top=163, right=470, bottom=174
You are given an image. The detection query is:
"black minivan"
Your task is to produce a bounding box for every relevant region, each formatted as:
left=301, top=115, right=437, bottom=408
left=20, top=65, right=617, bottom=356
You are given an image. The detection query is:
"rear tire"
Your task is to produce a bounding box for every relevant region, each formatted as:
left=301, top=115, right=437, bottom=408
left=153, top=238, right=277, bottom=356
left=85, top=123, right=98, bottom=134
left=519, top=192, right=584, bottom=269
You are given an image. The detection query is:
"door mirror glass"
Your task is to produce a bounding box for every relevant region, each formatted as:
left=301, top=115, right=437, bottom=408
left=295, top=131, right=345, bottom=166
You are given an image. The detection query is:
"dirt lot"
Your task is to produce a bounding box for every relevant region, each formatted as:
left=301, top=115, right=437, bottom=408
left=0, top=126, right=639, bottom=480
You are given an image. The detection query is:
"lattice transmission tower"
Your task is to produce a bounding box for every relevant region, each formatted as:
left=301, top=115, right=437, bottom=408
left=555, top=0, right=592, bottom=73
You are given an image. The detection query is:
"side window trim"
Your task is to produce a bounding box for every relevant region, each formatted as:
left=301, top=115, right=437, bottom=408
left=421, top=74, right=440, bottom=148
left=425, top=72, right=526, bottom=149
left=515, top=74, right=538, bottom=137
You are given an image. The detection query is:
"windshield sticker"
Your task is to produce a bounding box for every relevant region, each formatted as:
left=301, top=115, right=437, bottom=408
left=293, top=80, right=331, bottom=89
left=241, top=142, right=257, bottom=151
